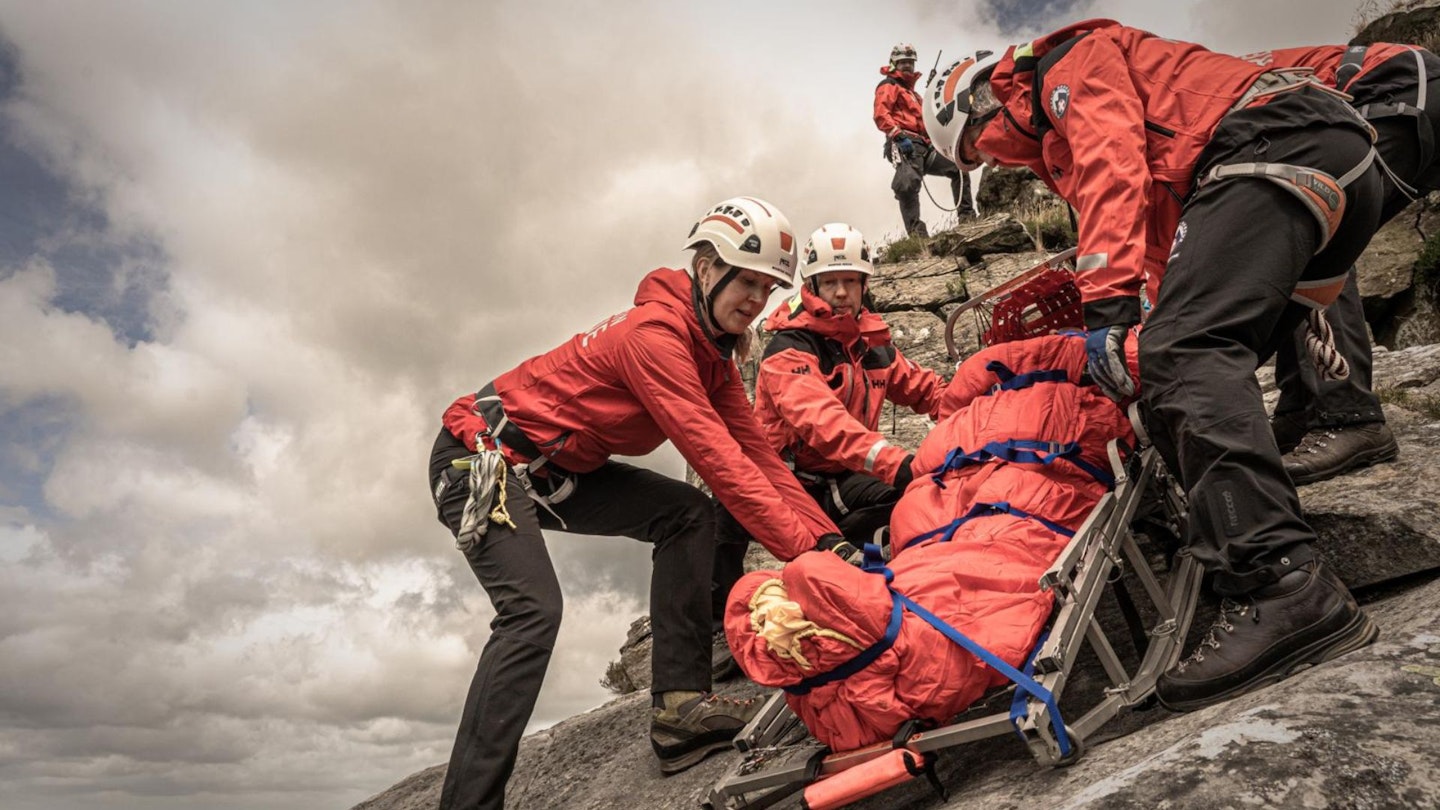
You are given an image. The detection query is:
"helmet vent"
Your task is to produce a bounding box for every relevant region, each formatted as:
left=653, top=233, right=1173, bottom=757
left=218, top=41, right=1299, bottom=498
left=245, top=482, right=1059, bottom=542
left=740, top=235, right=762, bottom=253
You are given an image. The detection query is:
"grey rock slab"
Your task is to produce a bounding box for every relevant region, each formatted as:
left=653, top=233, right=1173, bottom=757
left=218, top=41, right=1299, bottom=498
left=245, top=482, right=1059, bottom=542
left=929, top=214, right=1036, bottom=259
left=881, top=309, right=955, bottom=378
left=1374, top=343, right=1440, bottom=390
left=1298, top=418, right=1440, bottom=589
left=868, top=255, right=970, bottom=313
left=1355, top=215, right=1422, bottom=302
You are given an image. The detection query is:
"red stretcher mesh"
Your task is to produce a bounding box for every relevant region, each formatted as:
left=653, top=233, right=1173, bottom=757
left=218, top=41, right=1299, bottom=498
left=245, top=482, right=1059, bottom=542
left=983, top=267, right=1083, bottom=347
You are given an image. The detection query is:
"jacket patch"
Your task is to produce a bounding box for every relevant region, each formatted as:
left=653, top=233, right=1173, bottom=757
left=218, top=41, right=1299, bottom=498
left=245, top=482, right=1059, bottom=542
left=1049, top=84, right=1071, bottom=119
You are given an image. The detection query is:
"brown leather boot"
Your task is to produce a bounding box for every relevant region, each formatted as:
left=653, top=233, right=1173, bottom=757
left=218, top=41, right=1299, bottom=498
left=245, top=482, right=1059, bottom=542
left=1282, top=422, right=1398, bottom=486
left=1156, top=561, right=1378, bottom=712
left=650, top=691, right=760, bottom=774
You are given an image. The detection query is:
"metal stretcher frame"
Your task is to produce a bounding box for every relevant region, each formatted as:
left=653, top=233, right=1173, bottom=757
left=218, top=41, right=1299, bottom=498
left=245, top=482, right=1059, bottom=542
left=704, top=443, right=1202, bottom=810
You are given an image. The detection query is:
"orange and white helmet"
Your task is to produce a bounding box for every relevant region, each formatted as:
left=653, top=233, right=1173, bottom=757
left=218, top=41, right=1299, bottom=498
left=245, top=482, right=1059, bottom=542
left=924, top=49, right=1006, bottom=168
left=800, top=223, right=874, bottom=281
left=889, top=43, right=918, bottom=67
left=683, top=196, right=797, bottom=288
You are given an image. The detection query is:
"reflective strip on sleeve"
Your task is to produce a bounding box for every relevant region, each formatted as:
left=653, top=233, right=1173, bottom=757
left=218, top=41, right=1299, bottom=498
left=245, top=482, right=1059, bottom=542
left=1075, top=253, right=1109, bottom=272
left=864, top=439, right=890, bottom=472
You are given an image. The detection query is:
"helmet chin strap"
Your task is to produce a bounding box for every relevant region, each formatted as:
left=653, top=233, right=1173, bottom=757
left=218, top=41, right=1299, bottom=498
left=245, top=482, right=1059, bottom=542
left=692, top=264, right=740, bottom=355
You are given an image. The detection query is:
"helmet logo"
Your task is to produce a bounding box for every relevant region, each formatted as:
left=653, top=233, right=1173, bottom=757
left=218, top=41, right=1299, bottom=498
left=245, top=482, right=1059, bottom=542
left=1049, top=84, right=1071, bottom=119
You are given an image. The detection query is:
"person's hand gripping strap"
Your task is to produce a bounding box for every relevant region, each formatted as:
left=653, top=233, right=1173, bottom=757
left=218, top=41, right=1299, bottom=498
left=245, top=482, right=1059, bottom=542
left=1085, top=325, right=1136, bottom=402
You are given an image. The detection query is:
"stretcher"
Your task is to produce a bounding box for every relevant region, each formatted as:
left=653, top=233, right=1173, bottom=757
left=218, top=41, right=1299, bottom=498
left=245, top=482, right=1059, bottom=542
left=704, top=251, right=1202, bottom=810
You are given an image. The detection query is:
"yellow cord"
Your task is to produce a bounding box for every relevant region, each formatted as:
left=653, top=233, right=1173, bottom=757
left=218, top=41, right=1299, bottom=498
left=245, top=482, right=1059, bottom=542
left=487, top=455, right=516, bottom=529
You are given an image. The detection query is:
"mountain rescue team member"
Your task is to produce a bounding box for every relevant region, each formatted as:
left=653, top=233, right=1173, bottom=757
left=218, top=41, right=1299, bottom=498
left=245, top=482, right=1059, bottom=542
left=1255, top=42, right=1440, bottom=484
left=754, top=222, right=945, bottom=552
left=922, top=20, right=1381, bottom=714
left=429, top=196, right=845, bottom=808
left=876, top=42, right=975, bottom=237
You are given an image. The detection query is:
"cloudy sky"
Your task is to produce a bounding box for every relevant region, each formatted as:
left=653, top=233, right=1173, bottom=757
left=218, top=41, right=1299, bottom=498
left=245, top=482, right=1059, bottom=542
left=0, top=1, right=1373, bottom=808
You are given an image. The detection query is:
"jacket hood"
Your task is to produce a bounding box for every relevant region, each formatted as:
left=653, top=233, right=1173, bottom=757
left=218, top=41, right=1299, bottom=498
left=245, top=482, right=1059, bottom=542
left=879, top=65, right=921, bottom=89
left=633, top=267, right=730, bottom=359
left=763, top=287, right=892, bottom=346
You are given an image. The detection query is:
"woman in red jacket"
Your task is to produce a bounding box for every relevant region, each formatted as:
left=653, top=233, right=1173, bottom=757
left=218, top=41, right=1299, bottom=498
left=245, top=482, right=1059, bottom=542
left=429, top=196, right=842, bottom=808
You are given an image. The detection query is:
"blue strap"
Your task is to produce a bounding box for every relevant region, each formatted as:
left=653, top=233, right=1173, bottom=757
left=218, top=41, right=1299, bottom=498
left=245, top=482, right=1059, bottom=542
left=895, top=592, right=1072, bottom=757
left=933, top=439, right=1114, bottom=489
left=901, top=501, right=1075, bottom=549
left=784, top=569, right=904, bottom=696
left=984, top=360, right=1070, bottom=395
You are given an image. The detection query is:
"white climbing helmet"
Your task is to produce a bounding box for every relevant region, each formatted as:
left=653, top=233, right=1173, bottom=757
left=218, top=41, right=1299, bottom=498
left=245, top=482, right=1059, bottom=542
left=800, top=223, right=874, bottom=281
left=924, top=49, right=1006, bottom=168
left=890, top=43, right=918, bottom=67
left=683, top=196, right=798, bottom=288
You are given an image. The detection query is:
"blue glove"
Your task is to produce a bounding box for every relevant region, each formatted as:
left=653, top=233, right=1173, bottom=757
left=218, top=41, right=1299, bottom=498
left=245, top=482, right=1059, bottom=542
left=898, top=137, right=914, bottom=156
left=1085, top=326, right=1136, bottom=401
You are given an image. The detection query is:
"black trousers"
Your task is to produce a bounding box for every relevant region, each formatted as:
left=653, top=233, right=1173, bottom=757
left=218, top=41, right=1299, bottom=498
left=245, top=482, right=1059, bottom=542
left=429, top=428, right=714, bottom=810
left=712, top=470, right=897, bottom=621
left=892, top=141, right=975, bottom=235
left=1274, top=72, right=1440, bottom=429
left=1140, top=121, right=1383, bottom=597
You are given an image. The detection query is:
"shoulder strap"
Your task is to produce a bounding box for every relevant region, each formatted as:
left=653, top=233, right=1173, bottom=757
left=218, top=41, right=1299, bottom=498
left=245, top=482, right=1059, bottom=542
left=1335, top=45, right=1368, bottom=92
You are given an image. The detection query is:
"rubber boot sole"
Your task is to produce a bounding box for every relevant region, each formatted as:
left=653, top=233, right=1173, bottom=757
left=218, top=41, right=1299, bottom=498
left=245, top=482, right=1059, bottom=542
left=1289, top=439, right=1399, bottom=486
left=1158, top=608, right=1379, bottom=712
left=652, top=728, right=737, bottom=775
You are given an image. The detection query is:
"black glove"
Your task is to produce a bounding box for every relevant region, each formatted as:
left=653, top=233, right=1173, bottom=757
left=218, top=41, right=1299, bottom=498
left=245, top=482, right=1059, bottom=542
left=892, top=453, right=916, bottom=492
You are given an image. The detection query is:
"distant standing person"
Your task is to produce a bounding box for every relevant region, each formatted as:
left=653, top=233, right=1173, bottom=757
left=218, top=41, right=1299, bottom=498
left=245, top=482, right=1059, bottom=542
left=429, top=196, right=844, bottom=808
left=875, top=42, right=975, bottom=237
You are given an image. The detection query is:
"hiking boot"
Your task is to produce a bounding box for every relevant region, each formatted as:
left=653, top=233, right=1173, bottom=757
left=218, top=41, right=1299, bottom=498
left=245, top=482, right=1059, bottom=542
left=651, top=690, right=760, bottom=775
left=1270, top=411, right=1309, bottom=455
left=1156, top=561, right=1378, bottom=712
left=1282, top=422, right=1398, bottom=486
left=711, top=630, right=741, bottom=683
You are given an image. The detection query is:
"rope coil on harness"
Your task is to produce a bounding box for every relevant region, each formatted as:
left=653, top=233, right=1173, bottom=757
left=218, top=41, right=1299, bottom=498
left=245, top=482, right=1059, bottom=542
left=1305, top=308, right=1351, bottom=381
left=454, top=450, right=517, bottom=552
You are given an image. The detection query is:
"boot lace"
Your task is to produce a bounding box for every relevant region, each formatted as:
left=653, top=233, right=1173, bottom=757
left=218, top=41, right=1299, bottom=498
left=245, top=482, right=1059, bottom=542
left=1173, top=596, right=1260, bottom=672
left=1292, top=428, right=1341, bottom=456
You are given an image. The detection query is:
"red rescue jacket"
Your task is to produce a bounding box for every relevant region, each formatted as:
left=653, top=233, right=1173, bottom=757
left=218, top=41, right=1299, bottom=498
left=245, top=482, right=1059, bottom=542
left=754, top=288, right=945, bottom=485
left=977, top=19, right=1278, bottom=328
left=441, top=268, right=838, bottom=560
left=874, top=67, right=927, bottom=139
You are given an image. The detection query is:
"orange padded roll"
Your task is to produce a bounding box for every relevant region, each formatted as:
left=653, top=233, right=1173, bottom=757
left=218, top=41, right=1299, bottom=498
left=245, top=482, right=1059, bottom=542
left=801, top=749, right=922, bottom=810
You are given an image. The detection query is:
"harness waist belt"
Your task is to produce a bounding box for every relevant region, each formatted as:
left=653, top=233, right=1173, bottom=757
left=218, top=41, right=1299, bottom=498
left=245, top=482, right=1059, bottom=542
left=473, top=382, right=546, bottom=464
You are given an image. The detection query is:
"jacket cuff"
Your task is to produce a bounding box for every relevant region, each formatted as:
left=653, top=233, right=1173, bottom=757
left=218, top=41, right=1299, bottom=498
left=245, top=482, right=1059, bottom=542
left=1083, top=296, right=1142, bottom=330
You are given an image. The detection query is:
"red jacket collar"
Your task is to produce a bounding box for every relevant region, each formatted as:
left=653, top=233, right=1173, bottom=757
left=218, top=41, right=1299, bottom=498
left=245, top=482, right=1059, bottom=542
left=879, top=65, right=921, bottom=89
left=633, top=268, right=727, bottom=360
left=764, top=287, right=892, bottom=346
